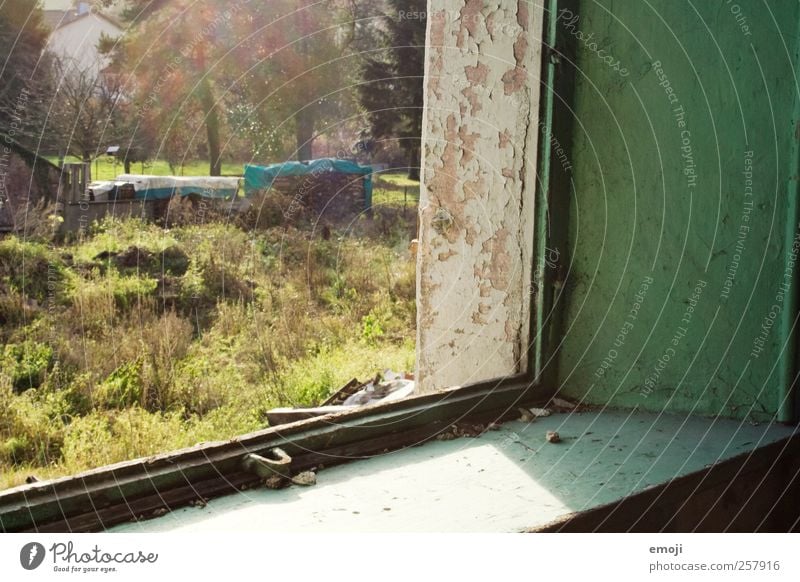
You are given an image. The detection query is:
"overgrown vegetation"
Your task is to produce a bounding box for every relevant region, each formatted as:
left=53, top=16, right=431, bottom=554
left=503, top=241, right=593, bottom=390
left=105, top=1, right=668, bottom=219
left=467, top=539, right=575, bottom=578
left=0, top=212, right=416, bottom=489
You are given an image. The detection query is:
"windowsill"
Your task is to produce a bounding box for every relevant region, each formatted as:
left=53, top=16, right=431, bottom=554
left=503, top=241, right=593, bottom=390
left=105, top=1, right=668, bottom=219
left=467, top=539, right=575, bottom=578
left=108, top=409, right=798, bottom=532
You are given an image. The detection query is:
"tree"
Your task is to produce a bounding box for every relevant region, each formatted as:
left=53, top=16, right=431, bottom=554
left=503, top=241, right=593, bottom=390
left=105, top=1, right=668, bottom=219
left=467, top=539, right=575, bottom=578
left=0, top=0, right=54, bottom=149
left=230, top=0, right=359, bottom=162
left=47, top=61, right=126, bottom=173
left=357, top=0, right=425, bottom=179
left=105, top=0, right=360, bottom=170
left=109, top=2, right=230, bottom=175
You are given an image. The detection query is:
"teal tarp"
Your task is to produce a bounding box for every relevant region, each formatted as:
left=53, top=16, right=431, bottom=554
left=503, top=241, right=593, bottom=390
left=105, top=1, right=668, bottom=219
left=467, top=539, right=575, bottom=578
left=243, top=159, right=373, bottom=207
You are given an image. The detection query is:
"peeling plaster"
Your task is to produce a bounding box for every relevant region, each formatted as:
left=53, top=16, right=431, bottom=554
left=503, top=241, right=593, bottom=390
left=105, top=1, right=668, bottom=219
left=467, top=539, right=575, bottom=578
left=416, top=0, right=544, bottom=393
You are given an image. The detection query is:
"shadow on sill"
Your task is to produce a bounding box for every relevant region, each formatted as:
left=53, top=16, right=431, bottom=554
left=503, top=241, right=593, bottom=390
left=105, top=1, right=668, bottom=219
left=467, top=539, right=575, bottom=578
left=110, top=410, right=799, bottom=532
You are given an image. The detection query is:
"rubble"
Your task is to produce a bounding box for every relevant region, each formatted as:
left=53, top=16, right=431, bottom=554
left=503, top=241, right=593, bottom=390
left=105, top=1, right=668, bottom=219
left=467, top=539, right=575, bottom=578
left=264, top=475, right=285, bottom=490
left=291, top=471, right=317, bottom=486
left=435, top=422, right=493, bottom=440
left=529, top=407, right=552, bottom=417
left=519, top=406, right=552, bottom=422
left=267, top=370, right=415, bottom=426
left=550, top=397, right=578, bottom=411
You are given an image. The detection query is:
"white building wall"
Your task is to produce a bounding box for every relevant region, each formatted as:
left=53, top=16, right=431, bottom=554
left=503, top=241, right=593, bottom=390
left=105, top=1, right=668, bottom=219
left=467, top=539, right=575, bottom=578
left=47, top=13, right=122, bottom=75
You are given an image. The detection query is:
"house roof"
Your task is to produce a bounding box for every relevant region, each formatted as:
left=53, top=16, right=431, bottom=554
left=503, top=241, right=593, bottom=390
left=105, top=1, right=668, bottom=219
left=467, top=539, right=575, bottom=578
left=42, top=9, right=81, bottom=31
left=41, top=0, right=74, bottom=8
left=42, top=9, right=123, bottom=33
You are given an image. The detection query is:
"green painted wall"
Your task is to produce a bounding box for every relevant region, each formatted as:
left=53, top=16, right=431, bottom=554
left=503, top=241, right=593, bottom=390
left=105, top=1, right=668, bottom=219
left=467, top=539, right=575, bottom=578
left=553, top=0, right=800, bottom=422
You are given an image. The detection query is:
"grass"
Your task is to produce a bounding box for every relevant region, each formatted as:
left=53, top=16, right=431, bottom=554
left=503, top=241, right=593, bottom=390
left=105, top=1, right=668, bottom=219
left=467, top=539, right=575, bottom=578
left=376, top=173, right=420, bottom=187
left=0, top=210, right=416, bottom=490
left=48, top=157, right=244, bottom=181
left=372, top=172, right=420, bottom=209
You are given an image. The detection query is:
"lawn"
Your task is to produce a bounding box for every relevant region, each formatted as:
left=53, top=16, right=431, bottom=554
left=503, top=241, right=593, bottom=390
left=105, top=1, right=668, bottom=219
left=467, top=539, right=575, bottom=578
left=375, top=172, right=420, bottom=187
left=48, top=157, right=245, bottom=182
left=372, top=172, right=420, bottom=209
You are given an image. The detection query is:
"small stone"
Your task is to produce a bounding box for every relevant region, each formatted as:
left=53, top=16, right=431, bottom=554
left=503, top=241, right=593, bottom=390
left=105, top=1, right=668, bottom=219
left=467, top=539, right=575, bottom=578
left=291, top=471, right=317, bottom=486
left=545, top=431, right=561, bottom=443
left=551, top=397, right=576, bottom=410
left=264, top=475, right=285, bottom=489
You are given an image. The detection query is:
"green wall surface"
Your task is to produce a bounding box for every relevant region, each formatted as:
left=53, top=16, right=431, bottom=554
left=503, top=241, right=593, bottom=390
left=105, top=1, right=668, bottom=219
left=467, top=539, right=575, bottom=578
left=553, top=0, right=800, bottom=422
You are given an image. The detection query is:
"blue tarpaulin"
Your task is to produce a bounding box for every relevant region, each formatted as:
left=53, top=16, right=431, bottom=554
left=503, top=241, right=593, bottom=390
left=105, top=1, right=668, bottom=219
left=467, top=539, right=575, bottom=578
left=243, top=159, right=373, bottom=207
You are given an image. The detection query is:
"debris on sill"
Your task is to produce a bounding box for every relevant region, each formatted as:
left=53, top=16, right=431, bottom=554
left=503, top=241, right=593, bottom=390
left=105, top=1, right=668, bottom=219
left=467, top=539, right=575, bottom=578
left=150, top=507, right=168, bottom=518
left=518, top=406, right=552, bottom=422
left=548, top=396, right=586, bottom=412
left=264, top=475, right=285, bottom=490
left=545, top=431, right=561, bottom=444
left=262, top=470, right=318, bottom=490
left=550, top=397, right=576, bottom=410
left=266, top=370, right=415, bottom=426
left=239, top=447, right=319, bottom=490
left=435, top=421, right=499, bottom=440
left=291, top=471, right=317, bottom=487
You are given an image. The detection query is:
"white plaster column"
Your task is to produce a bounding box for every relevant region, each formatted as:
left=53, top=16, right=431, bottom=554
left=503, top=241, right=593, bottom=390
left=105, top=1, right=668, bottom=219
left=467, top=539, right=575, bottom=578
left=416, top=0, right=544, bottom=392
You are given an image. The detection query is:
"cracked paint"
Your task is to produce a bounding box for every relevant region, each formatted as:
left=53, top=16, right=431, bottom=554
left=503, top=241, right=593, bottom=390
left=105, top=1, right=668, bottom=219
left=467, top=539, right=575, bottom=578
left=416, top=0, right=544, bottom=393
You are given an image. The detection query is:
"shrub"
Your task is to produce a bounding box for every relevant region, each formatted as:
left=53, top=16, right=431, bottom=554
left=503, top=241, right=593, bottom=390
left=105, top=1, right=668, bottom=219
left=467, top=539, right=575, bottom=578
left=361, top=312, right=385, bottom=344
left=94, top=360, right=143, bottom=409
left=107, top=245, right=190, bottom=278
left=69, top=268, right=158, bottom=320
left=0, top=380, right=64, bottom=466
left=74, top=217, right=178, bottom=265
left=0, top=285, right=37, bottom=332
left=138, top=311, right=194, bottom=410
left=1, top=340, right=54, bottom=393
left=59, top=413, right=117, bottom=469
left=60, top=408, right=187, bottom=469
left=237, top=190, right=303, bottom=230
left=0, top=237, right=64, bottom=304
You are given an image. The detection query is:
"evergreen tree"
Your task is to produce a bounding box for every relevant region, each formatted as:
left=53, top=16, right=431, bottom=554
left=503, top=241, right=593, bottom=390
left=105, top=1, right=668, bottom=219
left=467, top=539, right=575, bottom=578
left=0, top=0, right=52, bottom=148
left=357, top=0, right=425, bottom=179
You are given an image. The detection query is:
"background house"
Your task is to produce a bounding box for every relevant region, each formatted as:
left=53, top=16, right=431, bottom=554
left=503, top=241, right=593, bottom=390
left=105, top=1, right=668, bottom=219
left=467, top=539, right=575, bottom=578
left=42, top=1, right=122, bottom=74
left=0, top=132, right=63, bottom=232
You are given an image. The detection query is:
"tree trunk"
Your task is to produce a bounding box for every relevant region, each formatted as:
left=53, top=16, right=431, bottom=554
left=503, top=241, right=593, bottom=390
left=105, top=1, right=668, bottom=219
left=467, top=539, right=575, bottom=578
left=198, top=77, right=222, bottom=176
left=406, top=145, right=420, bottom=181
left=295, top=108, right=314, bottom=161
left=124, top=158, right=131, bottom=173
left=82, top=154, right=92, bottom=183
